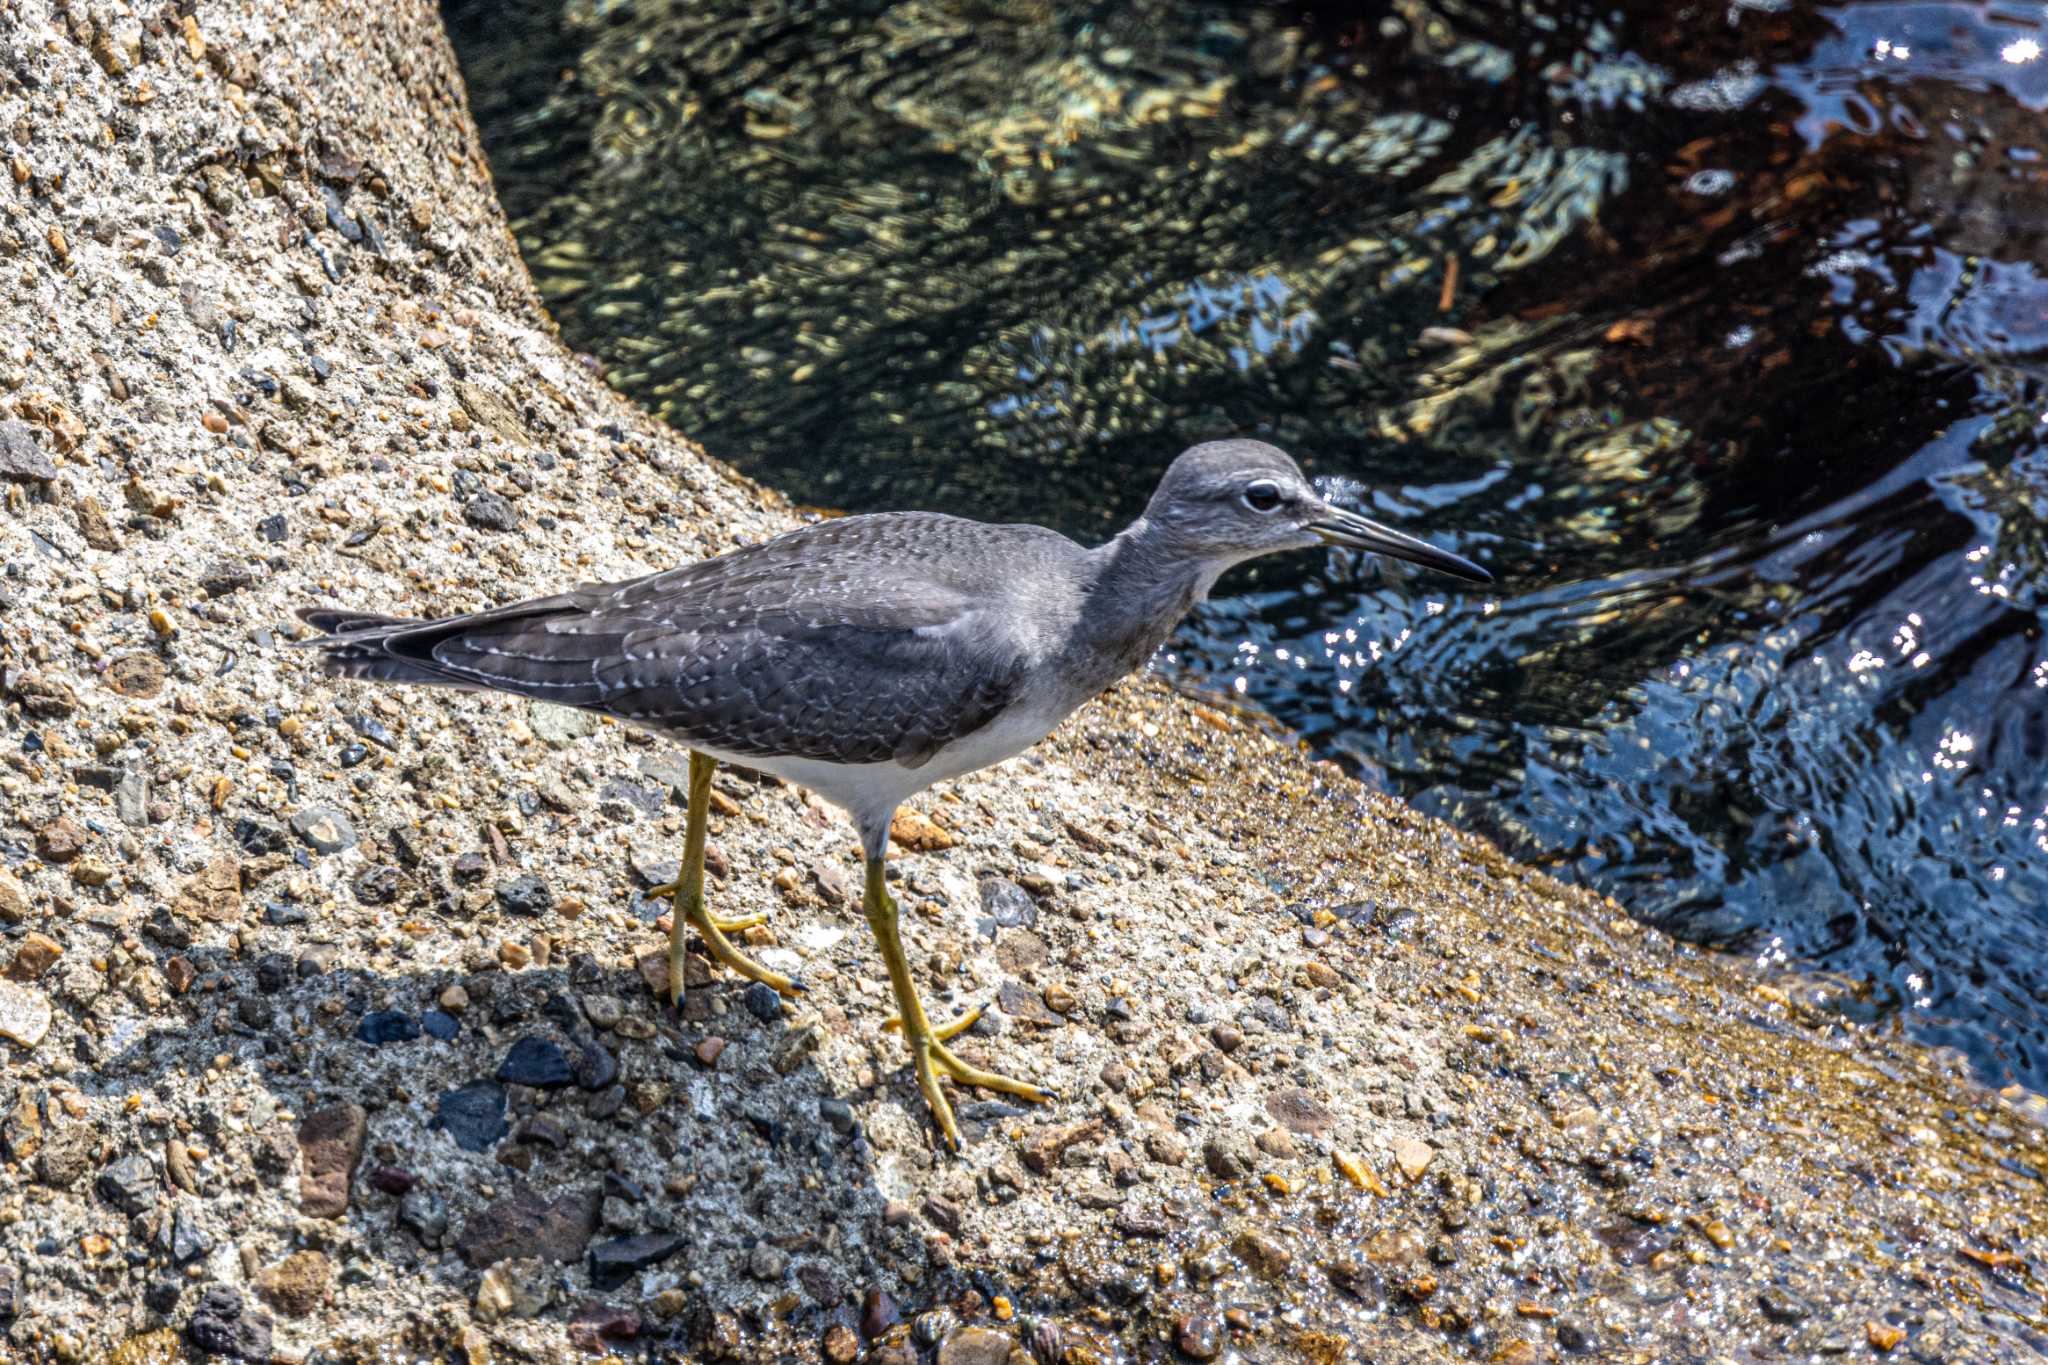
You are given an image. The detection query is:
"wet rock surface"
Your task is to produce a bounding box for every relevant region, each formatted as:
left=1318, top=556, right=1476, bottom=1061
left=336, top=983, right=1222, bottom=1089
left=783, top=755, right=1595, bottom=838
left=0, top=0, right=2041, bottom=1361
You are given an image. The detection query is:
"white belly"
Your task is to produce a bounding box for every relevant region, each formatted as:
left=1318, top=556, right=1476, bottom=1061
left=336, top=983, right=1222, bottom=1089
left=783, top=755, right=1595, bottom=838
left=683, top=703, right=1064, bottom=839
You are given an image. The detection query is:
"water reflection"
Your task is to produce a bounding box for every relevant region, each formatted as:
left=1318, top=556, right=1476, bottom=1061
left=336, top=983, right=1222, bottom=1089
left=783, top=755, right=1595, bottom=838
left=446, top=0, right=2048, bottom=1089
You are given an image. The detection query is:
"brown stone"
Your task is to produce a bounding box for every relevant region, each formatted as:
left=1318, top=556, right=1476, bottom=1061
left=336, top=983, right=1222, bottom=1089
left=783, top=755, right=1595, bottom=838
left=993, top=929, right=1047, bottom=973
left=1264, top=1086, right=1335, bottom=1137
left=297, top=1103, right=366, bottom=1218
left=76, top=496, right=122, bottom=550
left=255, top=1250, right=332, bottom=1318
left=36, top=818, right=86, bottom=864
left=2, top=1089, right=42, bottom=1161
left=456, top=1184, right=601, bottom=1267
left=1255, top=1126, right=1297, bottom=1160
left=567, top=1304, right=640, bottom=1352
left=6, top=933, right=63, bottom=980
left=996, top=981, right=1058, bottom=1028
left=1392, top=1136, right=1435, bottom=1183
left=822, top=1323, right=859, bottom=1365
left=105, top=653, right=166, bottom=699
left=1233, top=1228, right=1292, bottom=1277
left=889, top=809, right=954, bottom=852
left=934, top=1325, right=1015, bottom=1365
left=1143, top=1130, right=1186, bottom=1166
left=172, top=855, right=242, bottom=922
left=453, top=380, right=530, bottom=442
left=8, top=674, right=77, bottom=718
left=1018, top=1118, right=1103, bottom=1175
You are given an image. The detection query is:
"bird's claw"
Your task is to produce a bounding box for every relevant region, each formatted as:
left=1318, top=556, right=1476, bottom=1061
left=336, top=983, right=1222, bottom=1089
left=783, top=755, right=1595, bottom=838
left=911, top=1035, right=1054, bottom=1152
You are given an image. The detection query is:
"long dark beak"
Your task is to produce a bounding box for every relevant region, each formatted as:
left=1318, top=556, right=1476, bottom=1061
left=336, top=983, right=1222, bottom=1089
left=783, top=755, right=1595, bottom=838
left=1310, top=507, right=1493, bottom=583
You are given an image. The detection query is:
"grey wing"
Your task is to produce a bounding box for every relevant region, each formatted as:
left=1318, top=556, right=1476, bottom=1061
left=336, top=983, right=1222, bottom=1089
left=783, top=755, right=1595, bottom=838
left=297, top=521, right=1028, bottom=764
left=583, top=618, right=1026, bottom=765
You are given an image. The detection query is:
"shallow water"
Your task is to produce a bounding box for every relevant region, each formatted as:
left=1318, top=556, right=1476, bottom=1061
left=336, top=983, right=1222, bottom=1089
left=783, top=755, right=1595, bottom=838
left=445, top=0, right=2048, bottom=1091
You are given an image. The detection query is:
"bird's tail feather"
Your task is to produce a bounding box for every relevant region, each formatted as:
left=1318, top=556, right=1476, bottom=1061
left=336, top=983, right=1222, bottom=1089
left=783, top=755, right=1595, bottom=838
left=291, top=607, right=477, bottom=689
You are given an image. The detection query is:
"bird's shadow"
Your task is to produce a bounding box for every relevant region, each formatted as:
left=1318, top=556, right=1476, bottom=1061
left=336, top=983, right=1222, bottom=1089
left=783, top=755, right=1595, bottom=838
left=71, top=924, right=989, bottom=1359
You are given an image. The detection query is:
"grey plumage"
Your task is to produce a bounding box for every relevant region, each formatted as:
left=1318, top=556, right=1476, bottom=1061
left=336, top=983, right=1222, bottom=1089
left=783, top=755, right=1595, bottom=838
left=297, top=512, right=1082, bottom=767
left=294, top=440, right=1490, bottom=795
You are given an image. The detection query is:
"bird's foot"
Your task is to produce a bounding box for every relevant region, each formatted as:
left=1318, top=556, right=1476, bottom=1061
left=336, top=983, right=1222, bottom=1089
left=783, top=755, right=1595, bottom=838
left=908, top=1032, right=1055, bottom=1151
left=645, top=882, right=766, bottom=935
left=883, top=1001, right=985, bottom=1041
left=651, top=891, right=802, bottom=1006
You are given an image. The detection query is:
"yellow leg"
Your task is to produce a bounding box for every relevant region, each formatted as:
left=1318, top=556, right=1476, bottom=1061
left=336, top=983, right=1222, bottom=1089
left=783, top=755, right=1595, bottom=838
left=649, top=751, right=802, bottom=1007
left=863, top=854, right=1052, bottom=1149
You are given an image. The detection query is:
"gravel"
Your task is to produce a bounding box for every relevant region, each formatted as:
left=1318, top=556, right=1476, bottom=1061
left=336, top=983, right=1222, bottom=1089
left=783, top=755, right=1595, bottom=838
left=0, top=0, right=2041, bottom=1360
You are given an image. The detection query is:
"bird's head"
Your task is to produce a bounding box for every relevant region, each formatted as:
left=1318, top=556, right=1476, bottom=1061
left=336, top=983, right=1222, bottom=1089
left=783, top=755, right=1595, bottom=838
left=1142, top=439, right=1492, bottom=583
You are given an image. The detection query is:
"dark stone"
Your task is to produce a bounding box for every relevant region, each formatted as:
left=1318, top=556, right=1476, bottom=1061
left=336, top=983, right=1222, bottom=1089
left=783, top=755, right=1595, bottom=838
left=289, top=805, right=356, bottom=855
left=458, top=1184, right=602, bottom=1267
left=0, top=1264, right=15, bottom=1319
left=257, top=514, right=287, bottom=542
left=862, top=1288, right=900, bottom=1340
left=463, top=492, right=519, bottom=531
left=96, top=1154, right=156, bottom=1214
left=1174, top=1313, right=1222, bottom=1361
left=1757, top=1288, right=1812, bottom=1324
left=0, top=422, right=56, bottom=483
left=367, top=1166, right=417, bottom=1195
left=233, top=818, right=288, bottom=856
left=338, top=743, right=368, bottom=768
left=599, top=778, right=665, bottom=818
left=186, top=1285, right=273, bottom=1360
left=296, top=944, right=340, bottom=978
left=144, top=1275, right=180, bottom=1314
left=743, top=981, right=783, bottom=1023
left=235, top=996, right=273, bottom=1029
left=497, top=1036, right=574, bottom=1089
left=979, top=877, right=1038, bottom=931
left=519, top=1115, right=570, bottom=1149
left=198, top=561, right=256, bottom=598
left=819, top=1098, right=855, bottom=1134
left=1264, top=1086, right=1336, bottom=1137
left=1556, top=1319, right=1594, bottom=1352
left=432, top=1081, right=508, bottom=1152
left=347, top=713, right=395, bottom=750
left=169, top=1204, right=213, bottom=1263
left=589, top=1233, right=684, bottom=1289
left=421, top=1009, right=460, bottom=1040
left=356, top=1010, right=419, bottom=1046
left=254, top=953, right=290, bottom=993
left=496, top=874, right=553, bottom=915
left=297, top=1103, right=367, bottom=1218
left=321, top=185, right=362, bottom=242
left=574, top=1040, right=619, bottom=1091
left=451, top=850, right=489, bottom=884
left=352, top=864, right=401, bottom=905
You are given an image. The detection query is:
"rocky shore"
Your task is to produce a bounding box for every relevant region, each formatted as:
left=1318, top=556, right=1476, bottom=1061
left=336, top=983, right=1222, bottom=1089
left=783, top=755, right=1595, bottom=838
left=1, top=1, right=2045, bottom=1361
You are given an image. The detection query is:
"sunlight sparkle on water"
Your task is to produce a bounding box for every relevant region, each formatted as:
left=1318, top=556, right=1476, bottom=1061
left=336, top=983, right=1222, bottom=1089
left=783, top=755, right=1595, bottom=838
left=2002, top=38, right=2041, bottom=64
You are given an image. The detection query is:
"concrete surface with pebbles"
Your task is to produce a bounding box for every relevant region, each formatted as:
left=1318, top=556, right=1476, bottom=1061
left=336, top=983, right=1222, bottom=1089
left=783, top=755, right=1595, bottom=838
left=1, top=0, right=2046, bottom=1362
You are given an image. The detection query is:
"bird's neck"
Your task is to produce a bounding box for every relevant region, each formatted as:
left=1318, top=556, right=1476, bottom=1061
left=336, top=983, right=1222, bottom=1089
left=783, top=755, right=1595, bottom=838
left=1065, top=518, right=1227, bottom=693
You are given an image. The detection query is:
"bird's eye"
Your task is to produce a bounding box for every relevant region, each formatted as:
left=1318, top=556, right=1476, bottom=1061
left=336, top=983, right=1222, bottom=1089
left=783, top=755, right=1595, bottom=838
left=1242, top=480, right=1283, bottom=513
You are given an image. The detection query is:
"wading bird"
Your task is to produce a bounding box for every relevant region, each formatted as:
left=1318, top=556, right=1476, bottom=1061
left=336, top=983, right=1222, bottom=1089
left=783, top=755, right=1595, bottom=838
left=295, top=440, right=1490, bottom=1147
